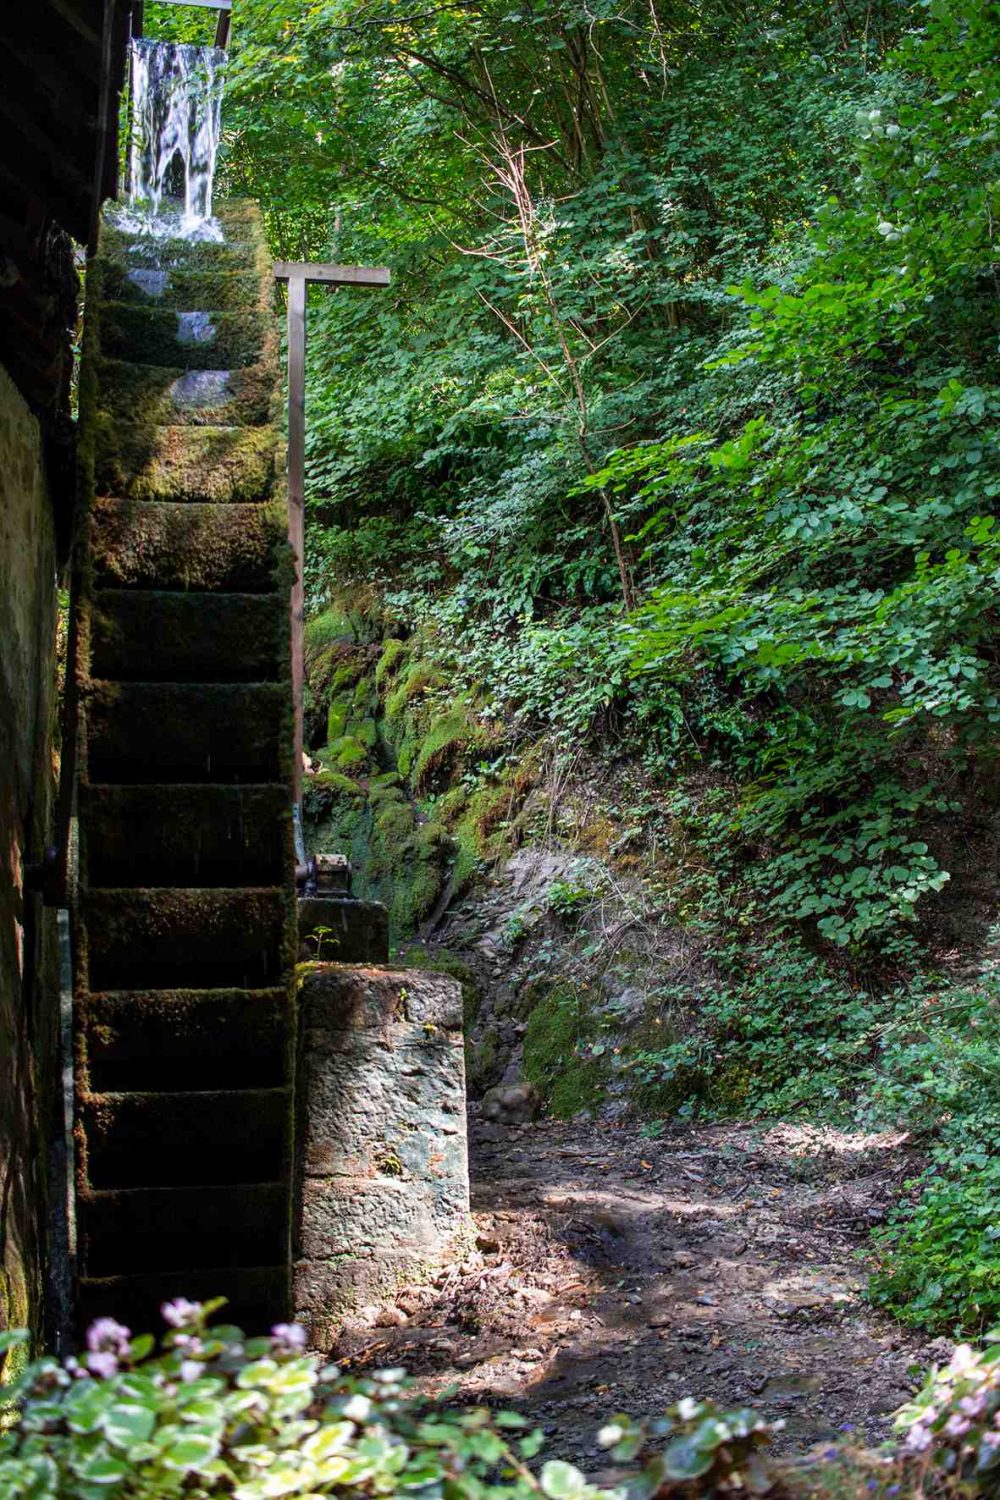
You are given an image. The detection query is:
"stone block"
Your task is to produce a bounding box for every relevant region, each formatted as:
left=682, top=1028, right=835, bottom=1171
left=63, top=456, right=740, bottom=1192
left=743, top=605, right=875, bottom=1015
left=294, top=962, right=470, bottom=1332
left=300, top=1176, right=466, bottom=1258
left=298, top=897, right=389, bottom=964
left=300, top=1030, right=465, bottom=1179
left=301, top=964, right=462, bottom=1033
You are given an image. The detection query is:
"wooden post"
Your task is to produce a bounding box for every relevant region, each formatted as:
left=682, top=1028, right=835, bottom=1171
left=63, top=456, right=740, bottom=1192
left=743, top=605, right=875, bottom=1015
left=273, top=262, right=390, bottom=806
left=286, top=272, right=307, bottom=802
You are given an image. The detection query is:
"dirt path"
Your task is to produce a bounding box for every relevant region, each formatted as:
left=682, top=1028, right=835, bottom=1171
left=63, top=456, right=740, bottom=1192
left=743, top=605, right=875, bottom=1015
left=338, top=1117, right=942, bottom=1462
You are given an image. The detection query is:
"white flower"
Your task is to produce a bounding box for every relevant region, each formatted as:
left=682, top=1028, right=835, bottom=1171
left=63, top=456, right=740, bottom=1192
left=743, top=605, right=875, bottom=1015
left=342, top=1395, right=374, bottom=1422
left=597, top=1424, right=625, bottom=1449
left=676, top=1398, right=701, bottom=1421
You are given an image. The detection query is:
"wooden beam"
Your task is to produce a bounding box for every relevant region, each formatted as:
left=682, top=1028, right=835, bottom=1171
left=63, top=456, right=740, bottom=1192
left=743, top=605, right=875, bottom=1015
left=275, top=262, right=390, bottom=805
left=286, top=273, right=307, bottom=805
left=273, top=263, right=390, bottom=286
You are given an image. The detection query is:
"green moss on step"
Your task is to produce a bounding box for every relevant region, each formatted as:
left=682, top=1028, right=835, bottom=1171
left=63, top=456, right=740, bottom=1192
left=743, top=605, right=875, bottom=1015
left=96, top=356, right=278, bottom=429
left=90, top=497, right=290, bottom=591
left=94, top=420, right=279, bottom=502
left=99, top=304, right=276, bottom=370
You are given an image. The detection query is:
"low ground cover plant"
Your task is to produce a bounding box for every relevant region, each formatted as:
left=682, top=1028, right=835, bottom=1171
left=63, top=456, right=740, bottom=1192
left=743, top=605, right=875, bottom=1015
left=0, top=1302, right=780, bottom=1500
left=3, top=1302, right=1000, bottom=1498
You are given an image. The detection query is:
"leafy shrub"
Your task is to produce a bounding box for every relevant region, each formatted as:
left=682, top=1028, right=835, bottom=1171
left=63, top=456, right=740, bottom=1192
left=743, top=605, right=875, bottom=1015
left=894, top=1336, right=1000, bottom=1491
left=0, top=1304, right=783, bottom=1500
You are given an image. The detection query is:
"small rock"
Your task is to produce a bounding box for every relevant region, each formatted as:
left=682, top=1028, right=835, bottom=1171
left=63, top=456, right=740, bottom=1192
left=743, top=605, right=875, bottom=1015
left=376, top=1305, right=408, bottom=1328
left=481, top=1082, right=544, bottom=1124
left=476, top=1233, right=502, bottom=1253
left=673, top=1251, right=696, bottom=1268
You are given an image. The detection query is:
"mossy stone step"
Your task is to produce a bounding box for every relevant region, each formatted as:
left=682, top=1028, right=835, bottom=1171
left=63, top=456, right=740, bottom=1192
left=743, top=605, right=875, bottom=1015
left=77, top=1184, right=288, bottom=1275
left=95, top=420, right=279, bottom=502
left=80, top=887, right=293, bottom=991
left=80, top=783, right=292, bottom=888
left=98, top=202, right=269, bottom=277
left=82, top=681, right=291, bottom=783
left=100, top=303, right=275, bottom=370
left=96, top=263, right=269, bottom=314
left=77, top=1088, right=292, bottom=1189
left=96, top=357, right=277, bottom=428
left=80, top=988, right=294, bottom=1093
left=90, top=591, right=288, bottom=683
left=90, top=497, right=290, bottom=591
left=78, top=1266, right=289, bottom=1336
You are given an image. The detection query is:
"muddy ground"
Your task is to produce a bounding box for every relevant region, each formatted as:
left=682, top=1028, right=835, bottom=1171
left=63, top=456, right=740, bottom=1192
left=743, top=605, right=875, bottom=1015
left=338, top=1116, right=944, bottom=1463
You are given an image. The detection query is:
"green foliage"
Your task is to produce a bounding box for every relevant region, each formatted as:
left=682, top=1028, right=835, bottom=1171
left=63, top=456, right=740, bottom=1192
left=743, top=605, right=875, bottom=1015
left=0, top=1308, right=784, bottom=1500
left=894, top=1336, right=1000, bottom=1487
left=200, top=0, right=1000, bottom=1341
left=864, top=970, right=1000, bottom=1331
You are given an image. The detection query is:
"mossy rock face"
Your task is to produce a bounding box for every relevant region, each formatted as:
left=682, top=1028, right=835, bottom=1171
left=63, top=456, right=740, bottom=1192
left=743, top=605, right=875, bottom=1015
left=96, top=357, right=278, bottom=429
left=348, top=717, right=378, bottom=750
left=332, top=737, right=370, bottom=772
left=327, top=703, right=349, bottom=742
left=99, top=304, right=276, bottom=370
left=413, top=706, right=485, bottom=792
left=94, top=421, right=279, bottom=502
left=311, top=769, right=365, bottom=798
left=522, top=982, right=609, bottom=1118
left=375, top=638, right=409, bottom=688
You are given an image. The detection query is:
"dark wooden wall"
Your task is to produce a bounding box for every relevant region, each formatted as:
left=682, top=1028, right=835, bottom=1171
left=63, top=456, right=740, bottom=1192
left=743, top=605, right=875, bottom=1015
left=0, top=0, right=132, bottom=416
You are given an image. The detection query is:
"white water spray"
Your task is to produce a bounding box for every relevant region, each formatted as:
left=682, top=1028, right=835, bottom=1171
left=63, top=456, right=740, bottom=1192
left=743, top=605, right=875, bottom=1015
left=129, top=39, right=225, bottom=237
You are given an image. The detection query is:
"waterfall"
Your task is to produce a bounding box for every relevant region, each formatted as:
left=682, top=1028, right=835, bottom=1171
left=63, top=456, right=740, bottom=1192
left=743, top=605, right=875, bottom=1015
left=129, top=39, right=225, bottom=238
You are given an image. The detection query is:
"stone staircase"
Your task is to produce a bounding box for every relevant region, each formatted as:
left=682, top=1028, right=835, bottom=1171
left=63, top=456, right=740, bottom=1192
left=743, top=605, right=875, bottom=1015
left=73, top=202, right=296, bottom=1332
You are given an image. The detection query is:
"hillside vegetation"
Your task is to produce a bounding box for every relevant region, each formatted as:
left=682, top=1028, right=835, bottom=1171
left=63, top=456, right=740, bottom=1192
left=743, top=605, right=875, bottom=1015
left=150, top=0, right=1000, bottom=1332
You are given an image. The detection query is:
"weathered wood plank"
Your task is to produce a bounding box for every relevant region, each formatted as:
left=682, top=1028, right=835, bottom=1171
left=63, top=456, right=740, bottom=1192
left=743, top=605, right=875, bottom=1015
left=273, top=263, right=390, bottom=286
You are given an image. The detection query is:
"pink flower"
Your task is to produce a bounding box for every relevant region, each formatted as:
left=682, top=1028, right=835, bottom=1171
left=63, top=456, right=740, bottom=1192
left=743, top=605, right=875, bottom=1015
left=86, top=1318, right=131, bottom=1357
left=945, top=1415, right=971, bottom=1439
left=271, top=1323, right=307, bottom=1355
left=161, top=1298, right=203, bottom=1329
left=179, top=1360, right=203, bottom=1382
left=904, top=1424, right=933, bottom=1454
left=86, top=1351, right=119, bottom=1380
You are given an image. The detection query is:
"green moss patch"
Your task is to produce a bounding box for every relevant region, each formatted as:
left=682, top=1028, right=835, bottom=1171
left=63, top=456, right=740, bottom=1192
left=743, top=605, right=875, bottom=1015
left=90, top=497, right=290, bottom=591
left=95, top=421, right=279, bottom=502
left=100, top=303, right=276, bottom=370
left=522, top=981, right=610, bottom=1118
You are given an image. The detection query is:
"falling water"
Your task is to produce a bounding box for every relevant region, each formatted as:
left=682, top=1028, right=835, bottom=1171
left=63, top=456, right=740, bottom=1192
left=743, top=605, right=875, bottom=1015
left=129, top=39, right=225, bottom=238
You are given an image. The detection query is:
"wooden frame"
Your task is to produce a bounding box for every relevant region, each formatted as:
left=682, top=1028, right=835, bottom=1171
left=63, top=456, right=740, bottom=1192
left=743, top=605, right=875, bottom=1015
left=273, top=262, right=391, bottom=802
